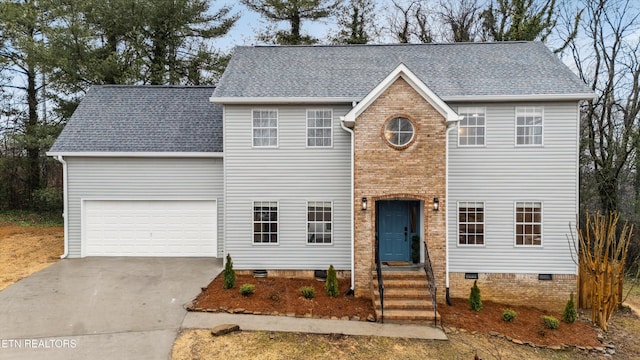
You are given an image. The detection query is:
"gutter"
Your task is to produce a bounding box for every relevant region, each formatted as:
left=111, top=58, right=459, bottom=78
left=340, top=118, right=355, bottom=293
left=55, top=155, right=69, bottom=259
left=445, top=123, right=457, bottom=306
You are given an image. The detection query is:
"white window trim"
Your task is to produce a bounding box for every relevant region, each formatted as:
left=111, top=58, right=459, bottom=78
left=252, top=200, right=279, bottom=245
left=251, top=108, right=279, bottom=148
left=306, top=108, right=333, bottom=148
left=513, top=201, right=543, bottom=247
left=457, top=106, right=487, bottom=147
left=457, top=201, right=486, bottom=247
left=514, top=106, right=544, bottom=147
left=306, top=201, right=334, bottom=246
left=384, top=116, right=415, bottom=148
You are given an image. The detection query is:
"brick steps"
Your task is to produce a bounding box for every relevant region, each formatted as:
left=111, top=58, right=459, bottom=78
left=372, top=268, right=440, bottom=325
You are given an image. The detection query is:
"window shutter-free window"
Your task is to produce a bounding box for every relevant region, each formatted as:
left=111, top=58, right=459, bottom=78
left=515, top=107, right=543, bottom=145
left=307, top=109, right=333, bottom=147
left=458, top=107, right=486, bottom=146
left=253, top=201, right=278, bottom=243
left=252, top=110, right=278, bottom=147
left=515, top=201, right=542, bottom=246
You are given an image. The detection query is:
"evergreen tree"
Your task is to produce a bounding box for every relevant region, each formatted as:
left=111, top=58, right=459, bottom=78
left=332, top=0, right=377, bottom=44
left=241, top=0, right=341, bottom=45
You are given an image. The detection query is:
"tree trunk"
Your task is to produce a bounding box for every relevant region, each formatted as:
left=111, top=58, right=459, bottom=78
left=26, top=61, right=40, bottom=206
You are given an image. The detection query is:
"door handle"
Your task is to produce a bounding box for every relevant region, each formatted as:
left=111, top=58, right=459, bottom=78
left=404, top=227, right=408, bottom=240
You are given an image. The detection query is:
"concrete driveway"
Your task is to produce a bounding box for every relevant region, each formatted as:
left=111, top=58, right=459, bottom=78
left=0, top=257, right=221, bottom=360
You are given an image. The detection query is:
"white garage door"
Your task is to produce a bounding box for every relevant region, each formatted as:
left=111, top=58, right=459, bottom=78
left=83, top=200, right=217, bottom=257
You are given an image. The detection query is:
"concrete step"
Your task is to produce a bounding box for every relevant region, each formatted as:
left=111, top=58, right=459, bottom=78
left=375, top=309, right=441, bottom=325
left=372, top=269, right=426, bottom=280
left=374, top=298, right=434, bottom=310
left=373, top=278, right=429, bottom=289
left=373, top=288, right=431, bottom=298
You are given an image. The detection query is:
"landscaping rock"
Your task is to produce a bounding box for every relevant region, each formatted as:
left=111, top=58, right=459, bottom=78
left=211, top=324, right=240, bottom=336
left=512, top=339, right=523, bottom=345
left=366, top=314, right=375, bottom=322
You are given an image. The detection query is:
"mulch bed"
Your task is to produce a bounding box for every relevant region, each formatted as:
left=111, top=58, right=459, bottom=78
left=192, top=274, right=375, bottom=321
left=439, top=298, right=602, bottom=348
left=192, top=274, right=603, bottom=349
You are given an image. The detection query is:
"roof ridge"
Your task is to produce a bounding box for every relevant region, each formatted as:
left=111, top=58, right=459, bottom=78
left=96, top=85, right=216, bottom=89
left=238, top=41, right=536, bottom=49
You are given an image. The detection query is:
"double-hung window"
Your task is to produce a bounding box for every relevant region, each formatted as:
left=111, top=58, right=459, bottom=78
left=253, top=201, right=278, bottom=244
left=307, top=201, right=332, bottom=244
left=458, top=202, right=485, bottom=245
left=252, top=109, right=278, bottom=147
left=307, top=109, right=332, bottom=147
left=458, top=107, right=485, bottom=146
left=515, top=107, right=543, bottom=145
left=515, top=201, right=542, bottom=246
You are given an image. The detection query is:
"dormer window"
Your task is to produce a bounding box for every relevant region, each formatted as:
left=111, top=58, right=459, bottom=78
left=383, top=116, right=415, bottom=148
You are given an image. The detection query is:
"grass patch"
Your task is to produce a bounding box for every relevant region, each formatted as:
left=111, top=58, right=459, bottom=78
left=0, top=210, right=63, bottom=227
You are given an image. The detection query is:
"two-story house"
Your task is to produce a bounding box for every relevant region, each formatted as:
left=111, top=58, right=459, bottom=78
left=49, top=42, right=593, bottom=320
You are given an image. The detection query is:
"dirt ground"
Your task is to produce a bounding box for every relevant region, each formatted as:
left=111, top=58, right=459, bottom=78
left=0, top=223, right=63, bottom=291
left=177, top=271, right=640, bottom=359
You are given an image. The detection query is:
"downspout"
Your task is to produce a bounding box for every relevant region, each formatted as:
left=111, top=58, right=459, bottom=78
left=340, top=118, right=355, bottom=293
left=445, top=123, right=456, bottom=306
left=55, top=155, right=69, bottom=259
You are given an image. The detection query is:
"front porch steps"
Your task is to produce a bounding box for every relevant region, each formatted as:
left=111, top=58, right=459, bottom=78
left=372, top=268, right=441, bottom=325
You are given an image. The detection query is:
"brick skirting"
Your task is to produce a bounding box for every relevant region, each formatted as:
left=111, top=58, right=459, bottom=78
left=448, top=272, right=577, bottom=312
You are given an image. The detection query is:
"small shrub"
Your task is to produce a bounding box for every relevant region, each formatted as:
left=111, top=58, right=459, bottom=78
left=469, top=280, right=482, bottom=311
left=239, top=284, right=255, bottom=296
left=562, top=292, right=577, bottom=324
left=300, top=286, right=315, bottom=299
left=502, top=309, right=517, bottom=322
left=542, top=315, right=559, bottom=329
left=325, top=264, right=339, bottom=297
left=223, top=253, right=236, bottom=289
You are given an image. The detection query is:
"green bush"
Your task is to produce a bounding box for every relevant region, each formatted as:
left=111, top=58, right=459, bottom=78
left=300, top=286, right=315, bottom=299
left=562, top=292, right=577, bottom=324
left=223, top=253, right=236, bottom=289
left=469, top=280, right=482, bottom=311
left=32, top=187, right=63, bottom=212
left=239, top=284, right=255, bottom=296
left=542, top=315, right=559, bottom=329
left=502, top=309, right=517, bottom=322
left=325, top=264, right=339, bottom=297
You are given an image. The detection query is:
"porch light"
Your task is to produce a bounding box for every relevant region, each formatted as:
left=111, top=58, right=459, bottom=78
left=361, top=197, right=368, bottom=211
left=433, top=198, right=439, bottom=211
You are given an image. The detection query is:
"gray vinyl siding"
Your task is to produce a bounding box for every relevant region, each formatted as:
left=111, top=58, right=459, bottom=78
left=225, top=105, right=352, bottom=270
left=65, top=157, right=224, bottom=258
left=448, top=102, right=578, bottom=274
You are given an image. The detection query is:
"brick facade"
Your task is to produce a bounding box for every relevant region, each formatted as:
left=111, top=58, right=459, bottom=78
left=448, top=272, right=577, bottom=312
left=353, top=77, right=448, bottom=302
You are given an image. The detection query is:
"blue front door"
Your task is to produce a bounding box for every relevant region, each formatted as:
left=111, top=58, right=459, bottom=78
left=378, top=201, right=411, bottom=262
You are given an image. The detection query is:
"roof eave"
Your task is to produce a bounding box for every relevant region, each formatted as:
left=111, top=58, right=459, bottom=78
left=209, top=96, right=358, bottom=104
left=46, top=151, right=224, bottom=158
left=442, top=93, right=595, bottom=102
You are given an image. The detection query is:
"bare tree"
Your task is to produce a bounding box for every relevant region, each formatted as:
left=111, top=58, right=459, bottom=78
left=438, top=0, right=482, bottom=42
left=569, top=0, right=640, bottom=217
left=386, top=0, right=435, bottom=43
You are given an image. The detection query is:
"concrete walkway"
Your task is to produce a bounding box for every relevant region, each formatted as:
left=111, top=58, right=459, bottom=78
left=182, top=312, right=448, bottom=340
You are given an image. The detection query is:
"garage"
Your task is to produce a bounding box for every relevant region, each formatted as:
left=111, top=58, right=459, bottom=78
left=83, top=200, right=217, bottom=257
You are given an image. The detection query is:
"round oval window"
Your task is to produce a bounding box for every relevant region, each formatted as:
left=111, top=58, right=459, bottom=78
left=384, top=117, right=414, bottom=147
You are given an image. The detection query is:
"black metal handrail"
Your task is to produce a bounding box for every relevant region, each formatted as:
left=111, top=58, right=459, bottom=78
left=374, top=236, right=384, bottom=323
left=423, top=241, right=438, bottom=327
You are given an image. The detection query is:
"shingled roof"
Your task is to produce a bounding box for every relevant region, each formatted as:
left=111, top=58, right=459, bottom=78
left=211, top=42, right=592, bottom=101
left=49, top=86, right=222, bottom=153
